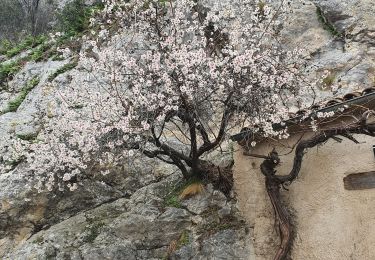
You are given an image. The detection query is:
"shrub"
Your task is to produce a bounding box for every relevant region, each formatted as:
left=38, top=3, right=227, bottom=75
left=57, top=0, right=104, bottom=37
left=6, top=35, right=47, bottom=58
left=28, top=41, right=51, bottom=62
left=0, top=60, right=22, bottom=86
left=0, top=39, right=13, bottom=55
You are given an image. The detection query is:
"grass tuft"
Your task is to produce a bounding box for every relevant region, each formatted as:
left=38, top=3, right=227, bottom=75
left=48, top=60, right=78, bottom=82
left=179, top=182, right=204, bottom=200
left=316, top=7, right=341, bottom=37
left=3, top=76, right=40, bottom=113
left=166, top=230, right=190, bottom=257
left=0, top=39, right=13, bottom=55
left=164, top=178, right=204, bottom=208
left=0, top=60, right=22, bottom=86
left=5, top=35, right=47, bottom=58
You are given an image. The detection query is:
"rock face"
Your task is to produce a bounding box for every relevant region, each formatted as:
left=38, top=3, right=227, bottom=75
left=311, top=0, right=375, bottom=37
left=2, top=172, right=252, bottom=260
left=1, top=0, right=375, bottom=259
left=280, top=0, right=375, bottom=101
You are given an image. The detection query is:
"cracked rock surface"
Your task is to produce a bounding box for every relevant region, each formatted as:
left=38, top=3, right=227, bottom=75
left=2, top=172, right=252, bottom=260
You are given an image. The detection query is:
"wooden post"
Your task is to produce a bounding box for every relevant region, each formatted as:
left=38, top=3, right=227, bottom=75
left=343, top=171, right=375, bottom=190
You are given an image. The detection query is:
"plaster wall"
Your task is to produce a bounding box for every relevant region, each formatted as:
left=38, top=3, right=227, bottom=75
left=234, top=134, right=375, bottom=260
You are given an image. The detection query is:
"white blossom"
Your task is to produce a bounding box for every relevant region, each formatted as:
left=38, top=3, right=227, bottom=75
left=0, top=0, right=319, bottom=191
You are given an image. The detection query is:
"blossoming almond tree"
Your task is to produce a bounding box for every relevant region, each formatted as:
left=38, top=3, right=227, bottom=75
left=1, top=0, right=316, bottom=193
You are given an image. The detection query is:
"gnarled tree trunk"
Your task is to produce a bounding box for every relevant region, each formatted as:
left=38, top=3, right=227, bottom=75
left=196, top=160, right=234, bottom=196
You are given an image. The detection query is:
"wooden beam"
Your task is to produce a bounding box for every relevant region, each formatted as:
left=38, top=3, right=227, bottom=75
left=343, top=171, right=375, bottom=190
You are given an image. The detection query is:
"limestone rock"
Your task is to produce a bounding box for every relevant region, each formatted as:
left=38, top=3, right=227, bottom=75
left=4, top=173, right=252, bottom=260
left=312, top=0, right=375, bottom=39
left=180, top=184, right=228, bottom=215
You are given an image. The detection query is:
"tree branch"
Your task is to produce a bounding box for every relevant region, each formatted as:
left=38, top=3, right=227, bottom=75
left=275, top=123, right=375, bottom=184
left=197, top=105, right=232, bottom=157
left=150, top=126, right=192, bottom=166
left=196, top=123, right=210, bottom=146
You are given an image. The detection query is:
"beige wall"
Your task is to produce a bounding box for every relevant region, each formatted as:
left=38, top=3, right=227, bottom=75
left=234, top=134, right=375, bottom=260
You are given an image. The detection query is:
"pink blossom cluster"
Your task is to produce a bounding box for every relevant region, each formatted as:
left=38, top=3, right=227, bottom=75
left=1, top=0, right=318, bottom=191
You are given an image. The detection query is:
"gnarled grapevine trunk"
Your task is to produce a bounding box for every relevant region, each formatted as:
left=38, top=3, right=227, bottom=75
left=253, top=122, right=375, bottom=259
left=266, top=177, right=292, bottom=260
left=260, top=150, right=292, bottom=260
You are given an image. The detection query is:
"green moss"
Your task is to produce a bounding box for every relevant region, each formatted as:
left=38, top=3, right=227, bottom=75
left=4, top=158, right=23, bottom=168
left=3, top=76, right=40, bottom=113
left=17, top=133, right=38, bottom=141
left=7, top=94, right=29, bottom=112
left=143, top=0, right=170, bottom=9
left=83, top=221, right=105, bottom=243
left=165, top=196, right=182, bottom=208
left=322, top=72, right=336, bottom=87
left=48, top=60, right=78, bottom=82
left=2, top=155, right=26, bottom=171
left=50, top=53, right=65, bottom=61
left=32, top=235, right=44, bottom=244
left=316, top=7, right=341, bottom=37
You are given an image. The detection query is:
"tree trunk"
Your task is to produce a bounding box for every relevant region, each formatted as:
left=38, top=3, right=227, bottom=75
left=195, top=160, right=233, bottom=196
